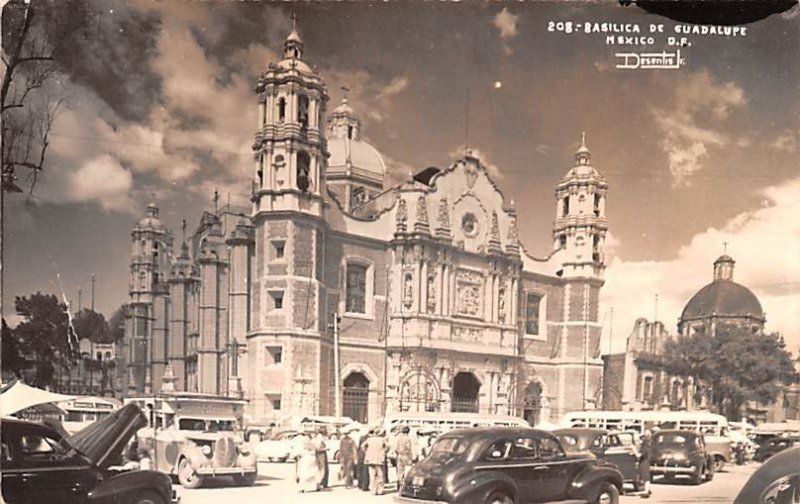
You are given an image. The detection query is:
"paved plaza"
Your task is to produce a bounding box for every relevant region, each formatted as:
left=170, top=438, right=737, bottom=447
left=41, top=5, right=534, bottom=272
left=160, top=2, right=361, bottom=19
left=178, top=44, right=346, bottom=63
left=177, top=460, right=756, bottom=504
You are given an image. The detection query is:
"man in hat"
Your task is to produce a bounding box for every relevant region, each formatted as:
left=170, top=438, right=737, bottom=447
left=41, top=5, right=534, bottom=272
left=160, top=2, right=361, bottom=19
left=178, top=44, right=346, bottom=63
left=338, top=429, right=358, bottom=488
left=364, top=428, right=388, bottom=495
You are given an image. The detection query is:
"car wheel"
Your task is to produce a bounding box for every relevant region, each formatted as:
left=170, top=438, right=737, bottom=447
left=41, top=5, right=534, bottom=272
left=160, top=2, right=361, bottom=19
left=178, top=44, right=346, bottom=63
left=133, top=490, right=166, bottom=504
left=485, top=489, right=514, bottom=504
left=177, top=457, right=203, bottom=489
left=233, top=472, right=257, bottom=486
left=705, top=466, right=714, bottom=482
left=713, top=455, right=725, bottom=473
left=594, top=482, right=620, bottom=504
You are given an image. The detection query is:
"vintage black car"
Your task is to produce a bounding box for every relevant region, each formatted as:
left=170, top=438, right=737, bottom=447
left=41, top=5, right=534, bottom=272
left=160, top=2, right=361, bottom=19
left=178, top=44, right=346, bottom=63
left=1, top=403, right=179, bottom=504
left=753, top=435, right=800, bottom=462
left=553, top=428, right=642, bottom=492
left=397, top=427, right=623, bottom=504
left=650, top=429, right=714, bottom=485
left=735, top=445, right=800, bottom=504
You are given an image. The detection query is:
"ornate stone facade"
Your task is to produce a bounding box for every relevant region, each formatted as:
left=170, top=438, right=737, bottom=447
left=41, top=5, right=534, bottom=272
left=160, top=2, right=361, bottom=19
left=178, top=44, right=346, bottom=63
left=124, top=25, right=608, bottom=426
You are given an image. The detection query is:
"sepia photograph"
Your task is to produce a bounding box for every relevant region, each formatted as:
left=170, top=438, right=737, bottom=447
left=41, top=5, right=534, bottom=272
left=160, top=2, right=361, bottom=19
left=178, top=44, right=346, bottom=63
left=1, top=1, right=799, bottom=503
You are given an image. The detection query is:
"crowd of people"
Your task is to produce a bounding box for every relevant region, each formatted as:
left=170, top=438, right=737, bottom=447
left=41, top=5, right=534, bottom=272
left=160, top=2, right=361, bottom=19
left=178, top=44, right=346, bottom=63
left=289, top=425, right=419, bottom=496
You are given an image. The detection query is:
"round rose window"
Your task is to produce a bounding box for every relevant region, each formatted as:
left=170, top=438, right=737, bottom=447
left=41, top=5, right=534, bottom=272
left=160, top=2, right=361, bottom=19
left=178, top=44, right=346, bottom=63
left=462, top=213, right=479, bottom=237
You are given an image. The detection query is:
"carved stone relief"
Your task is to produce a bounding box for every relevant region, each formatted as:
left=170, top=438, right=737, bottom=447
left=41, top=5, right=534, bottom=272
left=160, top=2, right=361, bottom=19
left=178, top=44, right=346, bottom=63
left=426, top=274, right=436, bottom=314
left=452, top=325, right=482, bottom=343
left=403, top=271, right=414, bottom=310
left=456, top=268, right=483, bottom=317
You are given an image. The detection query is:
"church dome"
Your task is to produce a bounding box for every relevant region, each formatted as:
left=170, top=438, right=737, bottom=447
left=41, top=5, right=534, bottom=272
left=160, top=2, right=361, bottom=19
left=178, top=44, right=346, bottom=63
left=327, top=137, right=386, bottom=180
left=136, top=203, right=166, bottom=231
left=680, top=255, right=764, bottom=323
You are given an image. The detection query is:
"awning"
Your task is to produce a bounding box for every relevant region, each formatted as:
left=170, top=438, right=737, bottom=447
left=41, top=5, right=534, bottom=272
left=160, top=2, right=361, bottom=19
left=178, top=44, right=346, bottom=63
left=1, top=380, right=76, bottom=417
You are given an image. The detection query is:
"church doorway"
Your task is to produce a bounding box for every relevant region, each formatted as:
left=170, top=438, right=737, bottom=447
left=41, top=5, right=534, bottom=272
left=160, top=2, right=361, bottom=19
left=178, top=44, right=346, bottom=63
left=451, top=372, right=480, bottom=413
left=343, top=372, right=369, bottom=423
left=522, top=381, right=543, bottom=426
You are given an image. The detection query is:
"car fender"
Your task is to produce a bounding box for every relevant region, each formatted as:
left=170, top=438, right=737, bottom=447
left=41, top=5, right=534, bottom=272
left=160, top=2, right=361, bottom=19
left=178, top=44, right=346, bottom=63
left=708, top=450, right=728, bottom=463
left=450, top=470, right=520, bottom=503
left=87, top=470, right=172, bottom=504
left=568, top=465, right=623, bottom=501
left=178, top=442, right=211, bottom=472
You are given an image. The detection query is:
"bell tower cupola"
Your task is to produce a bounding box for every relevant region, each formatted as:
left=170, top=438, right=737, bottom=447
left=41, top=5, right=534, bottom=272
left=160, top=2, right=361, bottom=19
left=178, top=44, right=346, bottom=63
left=553, top=133, right=609, bottom=279
left=252, top=17, right=329, bottom=217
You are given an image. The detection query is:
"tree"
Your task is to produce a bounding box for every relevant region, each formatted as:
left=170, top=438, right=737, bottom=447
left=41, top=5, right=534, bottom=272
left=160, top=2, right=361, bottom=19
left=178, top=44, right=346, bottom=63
left=1, top=0, right=64, bottom=195
left=72, top=308, right=108, bottom=344
left=106, top=305, right=127, bottom=344
left=664, top=325, right=798, bottom=420
left=13, top=292, right=77, bottom=388
left=1, top=318, right=27, bottom=379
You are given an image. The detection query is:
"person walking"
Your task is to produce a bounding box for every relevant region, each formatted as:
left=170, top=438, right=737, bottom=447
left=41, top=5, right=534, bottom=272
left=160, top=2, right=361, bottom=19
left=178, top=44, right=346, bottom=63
left=338, top=430, right=358, bottom=488
left=638, top=430, right=652, bottom=499
left=395, top=426, right=414, bottom=490
left=364, top=428, right=388, bottom=495
left=313, top=428, right=330, bottom=489
left=294, top=432, right=320, bottom=493
left=357, top=429, right=371, bottom=491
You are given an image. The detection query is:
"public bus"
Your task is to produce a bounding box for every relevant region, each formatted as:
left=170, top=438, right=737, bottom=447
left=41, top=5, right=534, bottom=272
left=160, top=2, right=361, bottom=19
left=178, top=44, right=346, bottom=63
left=561, top=410, right=733, bottom=470
left=383, top=411, right=530, bottom=433
left=58, top=396, right=122, bottom=434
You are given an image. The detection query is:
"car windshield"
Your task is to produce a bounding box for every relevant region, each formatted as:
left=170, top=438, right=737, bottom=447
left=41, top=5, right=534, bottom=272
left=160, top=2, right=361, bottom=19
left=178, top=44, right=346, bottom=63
left=557, top=434, right=581, bottom=450
left=178, top=418, right=236, bottom=432
left=431, top=437, right=468, bottom=455
left=654, top=433, right=689, bottom=447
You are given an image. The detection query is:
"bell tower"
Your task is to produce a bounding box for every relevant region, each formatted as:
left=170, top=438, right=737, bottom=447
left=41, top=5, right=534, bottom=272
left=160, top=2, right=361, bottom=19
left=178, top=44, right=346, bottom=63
left=252, top=20, right=328, bottom=216
left=553, top=133, right=609, bottom=279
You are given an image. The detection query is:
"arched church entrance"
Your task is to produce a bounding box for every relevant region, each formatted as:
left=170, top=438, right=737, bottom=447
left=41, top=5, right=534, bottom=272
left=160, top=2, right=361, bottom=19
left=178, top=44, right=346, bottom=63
left=342, top=372, right=369, bottom=423
left=399, top=370, right=441, bottom=412
left=451, top=372, right=480, bottom=413
left=522, top=381, right=543, bottom=426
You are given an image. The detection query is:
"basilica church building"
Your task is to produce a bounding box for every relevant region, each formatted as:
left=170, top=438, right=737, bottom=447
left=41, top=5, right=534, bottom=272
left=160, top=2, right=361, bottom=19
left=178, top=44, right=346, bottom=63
left=123, top=26, right=610, bottom=426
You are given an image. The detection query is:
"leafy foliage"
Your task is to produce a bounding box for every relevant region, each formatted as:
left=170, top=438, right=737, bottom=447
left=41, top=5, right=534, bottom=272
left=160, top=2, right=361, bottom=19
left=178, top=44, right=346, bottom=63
left=663, top=325, right=798, bottom=420
left=11, top=292, right=76, bottom=388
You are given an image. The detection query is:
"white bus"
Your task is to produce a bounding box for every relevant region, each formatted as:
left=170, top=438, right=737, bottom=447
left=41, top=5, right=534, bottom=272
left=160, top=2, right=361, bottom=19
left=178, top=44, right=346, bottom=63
left=383, top=411, right=529, bottom=433
left=561, top=410, right=732, bottom=470
left=58, top=396, right=122, bottom=434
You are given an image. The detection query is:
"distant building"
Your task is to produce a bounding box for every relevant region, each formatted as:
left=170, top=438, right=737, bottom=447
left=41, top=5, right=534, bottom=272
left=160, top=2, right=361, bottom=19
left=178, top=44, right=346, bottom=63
left=603, top=255, right=794, bottom=422
left=122, top=25, right=611, bottom=426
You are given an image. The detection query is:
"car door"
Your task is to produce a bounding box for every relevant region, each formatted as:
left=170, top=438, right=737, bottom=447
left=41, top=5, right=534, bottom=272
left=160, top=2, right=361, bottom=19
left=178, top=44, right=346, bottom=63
left=1, top=428, right=28, bottom=504
left=603, top=433, right=638, bottom=483
left=529, top=436, right=571, bottom=502
left=17, top=431, right=99, bottom=504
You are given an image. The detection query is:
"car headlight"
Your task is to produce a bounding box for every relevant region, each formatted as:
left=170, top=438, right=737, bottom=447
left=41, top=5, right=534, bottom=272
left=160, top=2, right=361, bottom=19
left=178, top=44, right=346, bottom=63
left=202, top=445, right=212, bottom=456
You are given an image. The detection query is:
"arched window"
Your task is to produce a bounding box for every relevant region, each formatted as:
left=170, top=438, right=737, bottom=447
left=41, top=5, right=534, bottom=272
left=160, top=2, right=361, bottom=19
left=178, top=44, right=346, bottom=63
left=297, top=151, right=310, bottom=192
left=345, top=263, right=367, bottom=314
left=343, top=372, right=370, bottom=423
left=562, top=196, right=570, bottom=216
left=451, top=372, right=480, bottom=413
left=347, top=125, right=354, bottom=139
left=278, top=97, right=286, bottom=123
left=139, top=271, right=147, bottom=289
left=298, top=95, right=309, bottom=128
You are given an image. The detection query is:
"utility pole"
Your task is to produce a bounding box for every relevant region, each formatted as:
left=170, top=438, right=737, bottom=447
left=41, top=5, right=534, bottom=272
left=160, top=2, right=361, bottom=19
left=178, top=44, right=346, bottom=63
left=332, top=313, right=342, bottom=418
left=90, top=274, right=96, bottom=394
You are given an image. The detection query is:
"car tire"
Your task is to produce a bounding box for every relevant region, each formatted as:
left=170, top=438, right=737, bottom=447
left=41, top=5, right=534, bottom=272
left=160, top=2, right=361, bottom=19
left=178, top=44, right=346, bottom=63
left=133, top=490, right=166, bottom=504
left=233, top=472, right=257, bottom=486
left=705, top=466, right=714, bottom=482
left=594, top=482, right=620, bottom=504
left=485, top=489, right=515, bottom=504
left=713, top=456, right=725, bottom=473
left=177, top=457, right=203, bottom=489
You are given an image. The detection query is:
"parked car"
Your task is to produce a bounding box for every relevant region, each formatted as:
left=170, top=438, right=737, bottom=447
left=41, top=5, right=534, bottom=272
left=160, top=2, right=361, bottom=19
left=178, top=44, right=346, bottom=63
left=650, top=430, right=714, bottom=485
left=125, top=393, right=257, bottom=488
left=1, top=403, right=179, bottom=504
left=255, top=430, right=301, bottom=462
left=735, top=445, right=800, bottom=504
left=553, top=428, right=642, bottom=492
left=754, top=435, right=800, bottom=463
left=397, top=426, right=623, bottom=504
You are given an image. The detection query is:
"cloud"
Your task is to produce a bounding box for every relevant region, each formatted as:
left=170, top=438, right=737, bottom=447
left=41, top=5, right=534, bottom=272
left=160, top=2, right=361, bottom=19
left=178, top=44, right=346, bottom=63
left=493, top=8, right=519, bottom=40
left=651, top=70, right=746, bottom=185
left=601, top=176, right=800, bottom=353
left=449, top=145, right=506, bottom=181
left=493, top=8, right=519, bottom=56
left=67, top=154, right=135, bottom=212
left=377, top=77, right=409, bottom=99
left=770, top=130, right=798, bottom=153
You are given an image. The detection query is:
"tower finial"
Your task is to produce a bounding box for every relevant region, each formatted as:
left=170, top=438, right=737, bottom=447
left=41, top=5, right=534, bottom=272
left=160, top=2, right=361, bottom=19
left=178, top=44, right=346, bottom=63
left=581, top=131, right=586, bottom=149
left=291, top=11, right=297, bottom=31
left=341, top=85, right=350, bottom=103
left=213, top=189, right=220, bottom=213
left=723, top=241, right=728, bottom=255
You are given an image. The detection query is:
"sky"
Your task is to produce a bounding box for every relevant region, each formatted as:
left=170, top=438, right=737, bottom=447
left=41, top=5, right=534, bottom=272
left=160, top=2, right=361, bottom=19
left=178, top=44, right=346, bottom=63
left=4, top=1, right=799, bottom=353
